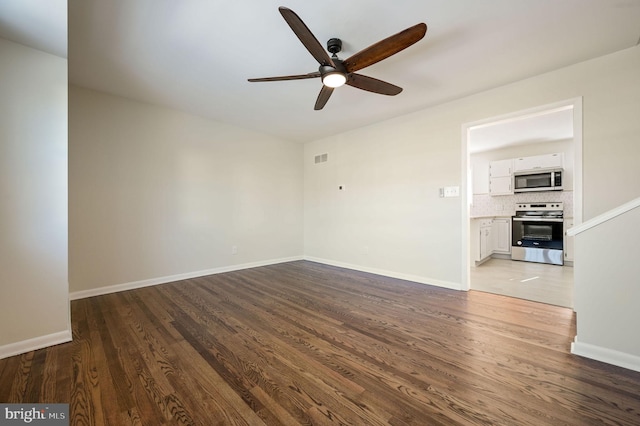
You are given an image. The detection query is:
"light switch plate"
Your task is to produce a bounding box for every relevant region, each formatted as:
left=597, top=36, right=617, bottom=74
left=441, top=186, right=460, bottom=198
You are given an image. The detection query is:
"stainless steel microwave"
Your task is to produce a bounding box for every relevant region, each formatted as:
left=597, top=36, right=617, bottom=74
left=513, top=169, right=563, bottom=192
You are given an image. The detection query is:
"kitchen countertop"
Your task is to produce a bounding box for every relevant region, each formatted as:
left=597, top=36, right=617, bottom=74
left=470, top=214, right=513, bottom=219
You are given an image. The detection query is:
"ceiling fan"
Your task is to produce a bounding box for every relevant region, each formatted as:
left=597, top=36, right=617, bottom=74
left=248, top=7, right=427, bottom=110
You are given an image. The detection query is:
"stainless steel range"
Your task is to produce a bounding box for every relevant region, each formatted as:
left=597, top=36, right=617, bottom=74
left=511, top=202, right=564, bottom=265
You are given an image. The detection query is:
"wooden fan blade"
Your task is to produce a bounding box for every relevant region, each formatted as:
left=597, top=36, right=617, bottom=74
left=314, top=85, right=334, bottom=110
left=248, top=72, right=320, bottom=82
left=279, top=7, right=336, bottom=68
left=342, top=23, right=427, bottom=73
left=346, top=73, right=402, bottom=95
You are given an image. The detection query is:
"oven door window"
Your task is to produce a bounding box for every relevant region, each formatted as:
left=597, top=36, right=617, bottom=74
left=513, top=219, right=563, bottom=249
left=522, top=224, right=552, bottom=241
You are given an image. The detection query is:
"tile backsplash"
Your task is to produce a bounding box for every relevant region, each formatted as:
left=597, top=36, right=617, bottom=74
left=471, top=191, right=574, bottom=218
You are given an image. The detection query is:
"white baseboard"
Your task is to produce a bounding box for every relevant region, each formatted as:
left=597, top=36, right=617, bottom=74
left=571, top=337, right=640, bottom=373
left=0, top=329, right=72, bottom=360
left=69, top=255, right=305, bottom=300
left=304, top=256, right=463, bottom=291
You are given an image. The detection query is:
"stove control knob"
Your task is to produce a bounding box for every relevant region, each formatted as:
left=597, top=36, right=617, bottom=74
left=517, top=241, right=522, bottom=245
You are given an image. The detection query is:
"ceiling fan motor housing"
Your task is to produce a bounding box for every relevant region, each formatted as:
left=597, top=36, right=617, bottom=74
left=327, top=38, right=342, bottom=55
left=319, top=59, right=346, bottom=74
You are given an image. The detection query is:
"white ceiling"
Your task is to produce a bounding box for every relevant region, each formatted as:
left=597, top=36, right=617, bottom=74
left=2, top=1, right=640, bottom=143
left=469, top=107, right=575, bottom=154
left=0, top=0, right=66, bottom=57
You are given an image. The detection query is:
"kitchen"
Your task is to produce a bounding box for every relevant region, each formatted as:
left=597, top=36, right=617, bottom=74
left=467, top=107, right=576, bottom=308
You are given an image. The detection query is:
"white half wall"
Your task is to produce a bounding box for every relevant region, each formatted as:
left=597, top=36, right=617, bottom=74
left=0, top=39, right=70, bottom=355
left=571, top=205, right=640, bottom=372
left=69, top=86, right=303, bottom=294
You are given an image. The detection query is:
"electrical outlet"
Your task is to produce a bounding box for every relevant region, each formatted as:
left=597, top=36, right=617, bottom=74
left=231, top=245, right=238, bottom=255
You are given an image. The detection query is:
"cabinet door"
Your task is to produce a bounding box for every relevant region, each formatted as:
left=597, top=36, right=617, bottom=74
left=489, top=159, right=513, bottom=177
left=564, top=218, right=574, bottom=262
left=513, top=156, right=536, bottom=172
left=489, top=159, right=513, bottom=195
left=514, top=153, right=564, bottom=172
left=489, top=176, right=512, bottom=196
left=470, top=219, right=481, bottom=264
left=491, top=218, right=511, bottom=254
left=480, top=225, right=492, bottom=260
left=472, top=165, right=489, bottom=195
left=539, top=153, right=564, bottom=169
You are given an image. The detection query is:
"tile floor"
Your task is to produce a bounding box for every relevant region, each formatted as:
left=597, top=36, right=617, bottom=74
left=470, top=258, right=574, bottom=308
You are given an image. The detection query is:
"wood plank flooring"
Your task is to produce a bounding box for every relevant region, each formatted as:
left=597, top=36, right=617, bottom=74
left=1, top=260, right=639, bottom=425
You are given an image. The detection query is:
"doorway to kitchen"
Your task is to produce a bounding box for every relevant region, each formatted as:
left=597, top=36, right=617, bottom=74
left=462, top=99, right=582, bottom=308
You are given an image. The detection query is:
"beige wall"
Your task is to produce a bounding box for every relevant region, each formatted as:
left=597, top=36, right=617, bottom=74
left=69, top=86, right=303, bottom=294
left=0, top=39, right=69, bottom=353
left=304, top=112, right=465, bottom=288
left=304, top=45, right=640, bottom=368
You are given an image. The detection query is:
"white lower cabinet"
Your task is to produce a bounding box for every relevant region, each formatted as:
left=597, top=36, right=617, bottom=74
left=471, top=217, right=511, bottom=266
left=491, top=218, right=511, bottom=254
left=564, top=218, right=574, bottom=262
left=480, top=223, right=492, bottom=260
left=471, top=218, right=493, bottom=265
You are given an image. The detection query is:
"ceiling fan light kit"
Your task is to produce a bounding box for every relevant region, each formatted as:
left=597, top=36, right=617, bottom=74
left=248, top=6, right=427, bottom=110
left=321, top=72, right=347, bottom=88
left=320, top=65, right=346, bottom=88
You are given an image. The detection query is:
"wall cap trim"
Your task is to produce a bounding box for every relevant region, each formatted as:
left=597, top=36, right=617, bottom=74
left=567, top=196, right=640, bottom=236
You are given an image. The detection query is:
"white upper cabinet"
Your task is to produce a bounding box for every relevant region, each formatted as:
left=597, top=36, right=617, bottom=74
left=513, top=153, right=564, bottom=172
left=489, top=159, right=513, bottom=195
left=489, top=159, right=513, bottom=177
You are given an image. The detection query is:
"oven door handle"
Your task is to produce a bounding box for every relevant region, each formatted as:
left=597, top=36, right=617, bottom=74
left=512, top=217, right=564, bottom=223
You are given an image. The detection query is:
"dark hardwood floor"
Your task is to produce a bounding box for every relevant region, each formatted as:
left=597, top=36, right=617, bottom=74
left=1, top=261, right=639, bottom=425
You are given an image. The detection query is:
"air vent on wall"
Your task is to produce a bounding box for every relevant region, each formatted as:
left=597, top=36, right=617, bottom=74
left=314, top=153, right=328, bottom=164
